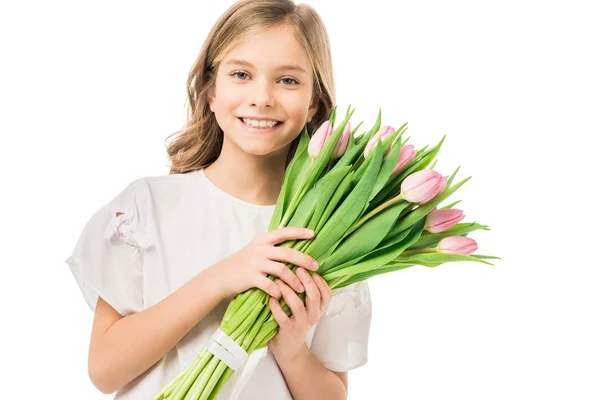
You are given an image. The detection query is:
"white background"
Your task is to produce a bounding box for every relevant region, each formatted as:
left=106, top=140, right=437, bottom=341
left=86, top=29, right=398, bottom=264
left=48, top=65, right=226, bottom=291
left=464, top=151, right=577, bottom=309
left=1, top=0, right=598, bottom=399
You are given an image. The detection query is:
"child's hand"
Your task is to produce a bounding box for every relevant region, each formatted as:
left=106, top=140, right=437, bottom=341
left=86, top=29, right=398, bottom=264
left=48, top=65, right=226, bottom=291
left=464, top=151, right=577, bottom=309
left=209, top=227, right=320, bottom=300
left=267, top=267, right=332, bottom=364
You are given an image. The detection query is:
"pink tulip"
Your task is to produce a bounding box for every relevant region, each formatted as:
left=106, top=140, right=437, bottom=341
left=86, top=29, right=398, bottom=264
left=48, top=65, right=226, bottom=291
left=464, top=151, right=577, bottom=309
left=364, top=126, right=395, bottom=158
left=425, top=208, right=465, bottom=233
left=308, top=120, right=333, bottom=160
left=437, top=236, right=478, bottom=256
left=333, top=122, right=351, bottom=159
left=391, top=145, right=416, bottom=174
left=400, top=170, right=447, bottom=204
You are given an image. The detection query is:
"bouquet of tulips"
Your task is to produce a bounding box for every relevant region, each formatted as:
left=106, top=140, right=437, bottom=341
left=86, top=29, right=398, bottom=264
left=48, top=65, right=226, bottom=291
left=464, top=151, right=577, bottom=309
left=153, top=106, right=499, bottom=400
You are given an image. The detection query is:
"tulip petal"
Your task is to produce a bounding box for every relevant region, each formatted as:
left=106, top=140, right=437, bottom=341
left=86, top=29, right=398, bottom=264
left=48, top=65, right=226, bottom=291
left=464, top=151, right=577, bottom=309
left=308, top=120, right=332, bottom=159
left=437, top=236, right=478, bottom=256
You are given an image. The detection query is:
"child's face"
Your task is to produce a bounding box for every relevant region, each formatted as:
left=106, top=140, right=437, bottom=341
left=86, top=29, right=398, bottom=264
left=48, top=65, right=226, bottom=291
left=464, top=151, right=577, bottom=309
left=208, top=23, right=318, bottom=159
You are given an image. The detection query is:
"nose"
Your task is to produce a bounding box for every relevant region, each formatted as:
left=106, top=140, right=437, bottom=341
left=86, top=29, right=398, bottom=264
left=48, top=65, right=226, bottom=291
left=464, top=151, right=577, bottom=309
left=249, top=78, right=275, bottom=108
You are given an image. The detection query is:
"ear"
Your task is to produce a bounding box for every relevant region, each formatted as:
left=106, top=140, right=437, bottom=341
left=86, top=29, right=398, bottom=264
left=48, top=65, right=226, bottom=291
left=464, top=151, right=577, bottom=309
left=207, top=85, right=216, bottom=113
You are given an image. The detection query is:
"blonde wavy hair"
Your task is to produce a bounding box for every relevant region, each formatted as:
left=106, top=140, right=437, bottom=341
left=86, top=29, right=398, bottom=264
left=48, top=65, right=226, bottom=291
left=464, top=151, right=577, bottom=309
left=165, top=0, right=336, bottom=175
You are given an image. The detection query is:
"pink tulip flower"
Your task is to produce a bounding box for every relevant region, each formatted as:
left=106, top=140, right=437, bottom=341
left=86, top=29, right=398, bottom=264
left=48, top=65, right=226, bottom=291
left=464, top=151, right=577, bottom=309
left=437, top=236, right=478, bottom=256
left=400, top=170, right=447, bottom=204
left=308, top=120, right=350, bottom=160
left=333, top=122, right=351, bottom=159
left=425, top=208, right=465, bottom=233
left=364, top=126, right=395, bottom=158
left=391, top=145, right=416, bottom=175
left=308, top=120, right=333, bottom=160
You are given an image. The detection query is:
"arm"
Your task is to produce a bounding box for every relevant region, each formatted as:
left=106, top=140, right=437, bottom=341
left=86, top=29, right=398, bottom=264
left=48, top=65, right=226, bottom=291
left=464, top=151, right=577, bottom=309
left=88, top=266, right=225, bottom=394
left=274, top=343, right=348, bottom=400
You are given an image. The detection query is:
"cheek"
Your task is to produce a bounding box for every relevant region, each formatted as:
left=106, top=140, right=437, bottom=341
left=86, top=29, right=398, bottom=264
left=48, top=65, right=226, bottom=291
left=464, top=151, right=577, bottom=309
left=282, top=92, right=312, bottom=119
left=214, top=80, right=243, bottom=111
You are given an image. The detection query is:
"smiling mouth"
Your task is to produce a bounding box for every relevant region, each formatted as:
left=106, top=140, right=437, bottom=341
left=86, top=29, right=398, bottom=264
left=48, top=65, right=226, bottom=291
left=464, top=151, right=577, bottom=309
left=238, top=118, right=282, bottom=128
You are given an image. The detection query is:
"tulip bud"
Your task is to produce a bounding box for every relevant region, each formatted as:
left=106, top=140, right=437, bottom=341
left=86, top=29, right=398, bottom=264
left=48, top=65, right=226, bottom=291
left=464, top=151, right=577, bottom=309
left=308, top=120, right=333, bottom=160
left=391, top=145, right=416, bottom=175
left=364, top=126, right=395, bottom=158
left=400, top=170, right=447, bottom=204
left=437, top=236, right=478, bottom=256
left=424, top=208, right=465, bottom=233
left=333, top=122, right=351, bottom=159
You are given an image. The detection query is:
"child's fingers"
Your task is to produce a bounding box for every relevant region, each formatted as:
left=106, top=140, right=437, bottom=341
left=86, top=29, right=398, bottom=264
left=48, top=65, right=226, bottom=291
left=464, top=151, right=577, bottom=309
left=297, top=268, right=320, bottom=323
left=269, top=297, right=289, bottom=327
left=275, top=280, right=306, bottom=323
left=313, top=274, right=332, bottom=314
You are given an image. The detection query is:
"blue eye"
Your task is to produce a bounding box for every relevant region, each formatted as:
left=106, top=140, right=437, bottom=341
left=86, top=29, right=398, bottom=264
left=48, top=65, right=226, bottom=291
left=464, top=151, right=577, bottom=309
left=232, top=71, right=249, bottom=80
left=280, top=77, right=299, bottom=85
left=230, top=71, right=299, bottom=85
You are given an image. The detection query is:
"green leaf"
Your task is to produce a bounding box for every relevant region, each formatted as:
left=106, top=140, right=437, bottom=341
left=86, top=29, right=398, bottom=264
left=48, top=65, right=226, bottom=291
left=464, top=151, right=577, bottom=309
left=446, top=165, right=461, bottom=187
left=352, top=109, right=382, bottom=171
left=408, top=222, right=490, bottom=250
left=332, top=263, right=415, bottom=288
left=393, top=252, right=496, bottom=266
left=278, top=108, right=355, bottom=229
left=305, top=142, right=383, bottom=262
left=315, top=169, right=356, bottom=233
left=441, top=200, right=462, bottom=209
left=319, top=200, right=410, bottom=272
left=269, top=125, right=310, bottom=231
left=329, top=105, right=337, bottom=126
left=322, top=217, right=425, bottom=280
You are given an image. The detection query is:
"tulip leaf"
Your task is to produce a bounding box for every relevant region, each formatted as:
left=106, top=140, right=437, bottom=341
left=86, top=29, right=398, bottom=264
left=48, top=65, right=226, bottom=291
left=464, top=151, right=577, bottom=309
left=353, top=109, right=382, bottom=171
left=471, top=254, right=502, bottom=261
left=393, top=252, right=496, bottom=266
left=331, top=263, right=415, bottom=288
left=369, top=131, right=404, bottom=203
left=269, top=125, right=311, bottom=231
left=408, top=222, right=490, bottom=250
left=446, top=165, right=461, bottom=187
left=322, top=217, right=425, bottom=280
left=279, top=108, right=355, bottom=228
left=305, top=142, right=383, bottom=262
left=307, top=166, right=353, bottom=229
left=314, top=169, right=356, bottom=234
left=441, top=199, right=462, bottom=209
left=329, top=105, right=337, bottom=126
left=324, top=223, right=413, bottom=278
left=319, top=200, right=410, bottom=272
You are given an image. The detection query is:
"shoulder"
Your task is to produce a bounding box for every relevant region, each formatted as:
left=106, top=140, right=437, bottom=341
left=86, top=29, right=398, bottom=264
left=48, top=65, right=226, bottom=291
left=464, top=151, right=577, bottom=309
left=116, top=170, right=203, bottom=204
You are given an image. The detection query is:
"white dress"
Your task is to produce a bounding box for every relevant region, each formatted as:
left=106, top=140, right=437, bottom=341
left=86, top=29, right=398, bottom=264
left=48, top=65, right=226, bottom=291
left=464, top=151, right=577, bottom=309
left=65, top=168, right=372, bottom=399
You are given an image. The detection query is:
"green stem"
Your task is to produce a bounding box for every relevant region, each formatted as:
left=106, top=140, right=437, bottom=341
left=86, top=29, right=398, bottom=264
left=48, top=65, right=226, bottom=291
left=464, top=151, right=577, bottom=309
left=346, top=193, right=405, bottom=237
left=169, top=350, right=212, bottom=400
left=401, top=247, right=436, bottom=255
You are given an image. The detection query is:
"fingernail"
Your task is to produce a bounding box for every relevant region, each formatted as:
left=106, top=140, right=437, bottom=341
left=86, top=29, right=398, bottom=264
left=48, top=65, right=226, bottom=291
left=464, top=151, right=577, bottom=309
left=312, top=261, right=319, bottom=270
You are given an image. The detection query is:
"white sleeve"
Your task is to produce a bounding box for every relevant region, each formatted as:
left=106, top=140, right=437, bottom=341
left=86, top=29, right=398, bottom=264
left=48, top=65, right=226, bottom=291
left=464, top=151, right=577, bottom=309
left=65, top=179, right=152, bottom=317
left=309, top=280, right=372, bottom=372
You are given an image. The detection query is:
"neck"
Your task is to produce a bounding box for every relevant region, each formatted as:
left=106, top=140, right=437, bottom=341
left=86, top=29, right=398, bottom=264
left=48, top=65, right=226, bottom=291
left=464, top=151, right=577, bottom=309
left=203, top=141, right=291, bottom=207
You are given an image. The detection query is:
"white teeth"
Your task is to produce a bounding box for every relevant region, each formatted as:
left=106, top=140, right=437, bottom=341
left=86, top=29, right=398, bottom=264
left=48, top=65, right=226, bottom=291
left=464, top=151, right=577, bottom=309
left=242, top=118, right=279, bottom=128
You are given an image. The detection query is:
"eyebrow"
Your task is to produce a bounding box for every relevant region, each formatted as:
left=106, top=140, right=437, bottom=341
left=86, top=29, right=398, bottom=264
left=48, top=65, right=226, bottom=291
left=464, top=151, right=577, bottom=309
left=224, top=59, right=308, bottom=74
